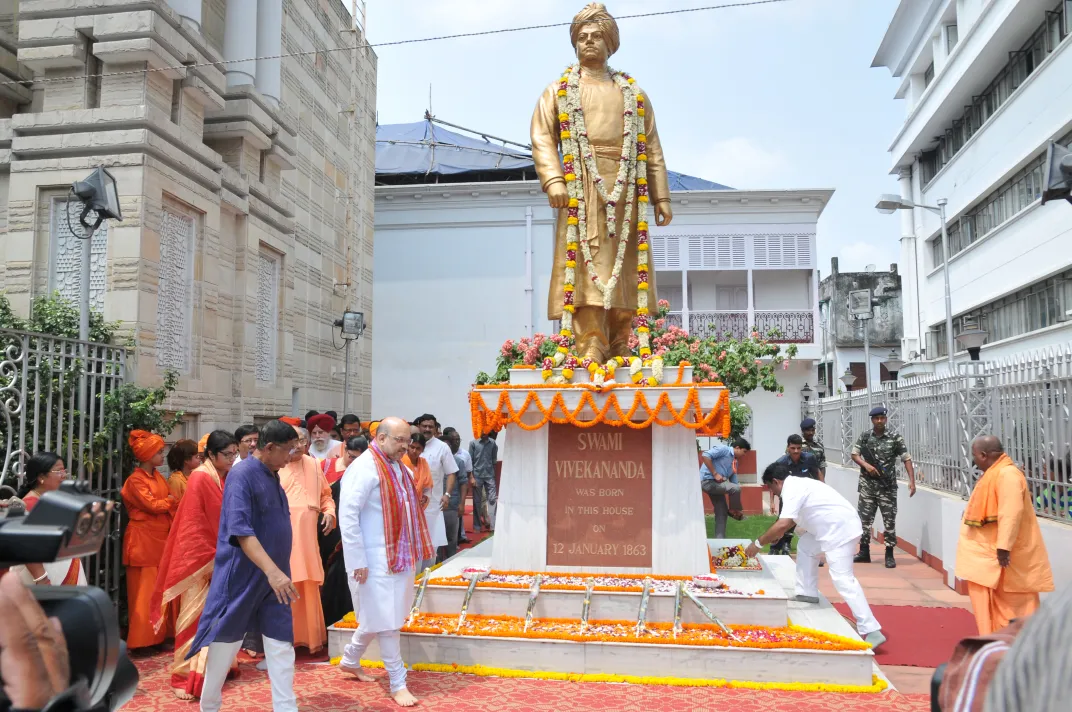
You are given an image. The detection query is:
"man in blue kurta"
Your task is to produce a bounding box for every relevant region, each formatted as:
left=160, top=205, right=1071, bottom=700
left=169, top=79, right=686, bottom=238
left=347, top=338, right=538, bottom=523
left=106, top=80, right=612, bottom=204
left=188, top=420, right=300, bottom=712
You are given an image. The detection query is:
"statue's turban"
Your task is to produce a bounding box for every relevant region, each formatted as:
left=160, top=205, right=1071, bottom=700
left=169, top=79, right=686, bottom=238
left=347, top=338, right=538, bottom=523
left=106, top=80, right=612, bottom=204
left=570, top=3, right=620, bottom=56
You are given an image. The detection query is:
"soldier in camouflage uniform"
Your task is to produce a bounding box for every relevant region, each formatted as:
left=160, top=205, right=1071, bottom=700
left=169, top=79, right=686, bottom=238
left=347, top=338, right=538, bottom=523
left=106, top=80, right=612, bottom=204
left=800, top=418, right=826, bottom=482
left=850, top=406, right=917, bottom=568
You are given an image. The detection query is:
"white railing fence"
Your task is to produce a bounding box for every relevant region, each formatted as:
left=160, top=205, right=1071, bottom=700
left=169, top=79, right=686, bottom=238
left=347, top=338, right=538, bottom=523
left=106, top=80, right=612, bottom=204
left=814, top=344, right=1072, bottom=523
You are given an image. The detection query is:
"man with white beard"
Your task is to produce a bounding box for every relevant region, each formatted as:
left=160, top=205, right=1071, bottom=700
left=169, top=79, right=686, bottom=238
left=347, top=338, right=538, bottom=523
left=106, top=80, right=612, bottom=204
left=338, top=417, right=434, bottom=708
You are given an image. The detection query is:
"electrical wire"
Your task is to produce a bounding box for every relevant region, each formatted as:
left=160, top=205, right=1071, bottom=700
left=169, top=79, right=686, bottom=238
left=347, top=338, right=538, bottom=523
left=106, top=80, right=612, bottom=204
left=0, top=0, right=795, bottom=89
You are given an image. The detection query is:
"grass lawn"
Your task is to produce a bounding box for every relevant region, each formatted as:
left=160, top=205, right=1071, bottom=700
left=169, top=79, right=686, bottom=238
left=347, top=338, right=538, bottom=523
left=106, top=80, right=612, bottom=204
left=705, top=514, right=797, bottom=553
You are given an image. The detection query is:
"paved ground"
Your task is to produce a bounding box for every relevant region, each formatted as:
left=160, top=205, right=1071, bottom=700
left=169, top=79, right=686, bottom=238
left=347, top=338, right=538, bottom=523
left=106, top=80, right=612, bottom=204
left=812, top=544, right=972, bottom=695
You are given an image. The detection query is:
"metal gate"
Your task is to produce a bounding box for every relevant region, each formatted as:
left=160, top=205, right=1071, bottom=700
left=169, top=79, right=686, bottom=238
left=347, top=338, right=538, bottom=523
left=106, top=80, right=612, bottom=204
left=1, top=328, right=128, bottom=601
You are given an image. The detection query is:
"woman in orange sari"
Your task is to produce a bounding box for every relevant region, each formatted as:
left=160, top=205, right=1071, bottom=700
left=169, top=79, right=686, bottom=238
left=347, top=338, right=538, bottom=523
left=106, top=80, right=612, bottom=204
left=403, top=433, right=433, bottom=510
left=151, top=430, right=240, bottom=699
left=121, top=430, right=177, bottom=650
left=16, top=452, right=85, bottom=586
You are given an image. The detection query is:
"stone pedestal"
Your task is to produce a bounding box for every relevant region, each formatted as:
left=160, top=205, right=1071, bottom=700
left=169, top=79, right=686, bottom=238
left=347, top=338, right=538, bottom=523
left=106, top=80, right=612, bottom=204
left=484, top=384, right=726, bottom=576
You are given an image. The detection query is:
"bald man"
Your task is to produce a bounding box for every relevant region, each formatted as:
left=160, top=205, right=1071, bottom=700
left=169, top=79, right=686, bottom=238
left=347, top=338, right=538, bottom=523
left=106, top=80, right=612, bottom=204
left=955, top=436, right=1053, bottom=634
left=339, top=417, right=434, bottom=707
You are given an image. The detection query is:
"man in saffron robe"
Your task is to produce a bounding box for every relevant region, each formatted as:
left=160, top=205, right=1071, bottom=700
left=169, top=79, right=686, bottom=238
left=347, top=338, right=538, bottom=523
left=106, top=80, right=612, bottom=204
left=122, top=429, right=177, bottom=649
left=279, top=426, right=336, bottom=655
left=955, top=436, right=1054, bottom=635
left=188, top=420, right=301, bottom=712
left=339, top=417, right=434, bottom=708
left=150, top=431, right=239, bottom=700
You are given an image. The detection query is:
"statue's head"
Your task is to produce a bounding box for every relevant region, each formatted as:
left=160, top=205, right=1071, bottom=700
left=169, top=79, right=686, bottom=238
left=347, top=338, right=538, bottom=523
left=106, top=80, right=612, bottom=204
left=571, top=3, right=620, bottom=62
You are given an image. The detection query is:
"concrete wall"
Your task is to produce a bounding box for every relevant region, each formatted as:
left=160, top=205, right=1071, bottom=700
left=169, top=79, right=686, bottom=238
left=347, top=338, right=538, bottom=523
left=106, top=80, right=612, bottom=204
left=0, top=0, right=377, bottom=433
left=819, top=257, right=903, bottom=349
left=825, top=463, right=1072, bottom=597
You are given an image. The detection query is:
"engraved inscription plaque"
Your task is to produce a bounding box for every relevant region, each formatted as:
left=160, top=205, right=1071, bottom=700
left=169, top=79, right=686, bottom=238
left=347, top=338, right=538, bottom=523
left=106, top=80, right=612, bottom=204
left=546, top=423, right=653, bottom=567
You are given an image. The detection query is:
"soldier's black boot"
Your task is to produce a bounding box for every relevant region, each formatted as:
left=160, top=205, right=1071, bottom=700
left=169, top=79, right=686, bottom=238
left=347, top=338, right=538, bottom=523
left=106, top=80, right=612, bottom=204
left=853, top=542, right=871, bottom=564
left=885, top=546, right=896, bottom=568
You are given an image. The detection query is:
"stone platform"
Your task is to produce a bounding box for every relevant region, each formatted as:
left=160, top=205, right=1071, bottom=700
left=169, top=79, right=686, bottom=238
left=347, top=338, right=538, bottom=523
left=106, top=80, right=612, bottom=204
left=327, top=539, right=876, bottom=686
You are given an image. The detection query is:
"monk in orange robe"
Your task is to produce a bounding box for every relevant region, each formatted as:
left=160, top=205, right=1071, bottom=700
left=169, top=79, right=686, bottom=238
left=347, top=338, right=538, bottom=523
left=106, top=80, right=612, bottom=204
left=279, top=426, right=336, bottom=654
left=151, top=430, right=241, bottom=699
left=122, top=430, right=178, bottom=649
left=955, top=436, right=1054, bottom=635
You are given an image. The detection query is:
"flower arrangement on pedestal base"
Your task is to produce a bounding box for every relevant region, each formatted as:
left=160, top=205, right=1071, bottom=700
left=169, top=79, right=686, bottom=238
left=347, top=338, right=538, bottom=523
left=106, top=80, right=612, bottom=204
left=328, top=657, right=889, bottom=694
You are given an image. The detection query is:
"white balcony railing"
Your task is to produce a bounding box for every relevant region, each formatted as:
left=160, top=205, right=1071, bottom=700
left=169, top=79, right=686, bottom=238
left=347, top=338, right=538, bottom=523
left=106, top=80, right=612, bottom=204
left=664, top=310, right=814, bottom=343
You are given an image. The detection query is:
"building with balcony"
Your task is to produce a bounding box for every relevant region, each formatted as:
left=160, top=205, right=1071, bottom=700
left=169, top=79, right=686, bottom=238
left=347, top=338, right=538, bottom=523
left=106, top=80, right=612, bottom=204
left=873, top=0, right=1072, bottom=373
left=0, top=0, right=376, bottom=436
left=817, top=258, right=904, bottom=395
left=370, top=118, right=830, bottom=470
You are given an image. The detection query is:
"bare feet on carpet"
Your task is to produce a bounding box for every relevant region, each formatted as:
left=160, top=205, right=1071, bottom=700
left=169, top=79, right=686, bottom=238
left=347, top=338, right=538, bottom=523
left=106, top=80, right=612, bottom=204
left=340, top=663, right=376, bottom=683
left=392, top=688, right=418, bottom=707
left=172, top=689, right=194, bottom=700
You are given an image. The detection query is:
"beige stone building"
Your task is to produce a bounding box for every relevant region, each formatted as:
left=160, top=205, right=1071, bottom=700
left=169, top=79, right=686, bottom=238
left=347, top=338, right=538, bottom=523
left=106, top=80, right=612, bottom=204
left=0, top=0, right=376, bottom=435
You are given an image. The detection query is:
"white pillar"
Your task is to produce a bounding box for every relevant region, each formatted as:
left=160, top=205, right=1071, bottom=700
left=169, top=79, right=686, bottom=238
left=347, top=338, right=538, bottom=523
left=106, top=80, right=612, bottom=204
left=168, top=0, right=203, bottom=32
left=897, top=166, right=920, bottom=356
left=746, top=268, right=755, bottom=333
left=255, top=0, right=283, bottom=106
left=680, top=268, right=689, bottom=334
left=224, top=0, right=258, bottom=88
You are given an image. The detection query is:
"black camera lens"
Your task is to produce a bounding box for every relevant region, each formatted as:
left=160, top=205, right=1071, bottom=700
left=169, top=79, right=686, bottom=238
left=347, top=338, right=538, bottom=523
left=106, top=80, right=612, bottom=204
left=74, top=511, right=93, bottom=538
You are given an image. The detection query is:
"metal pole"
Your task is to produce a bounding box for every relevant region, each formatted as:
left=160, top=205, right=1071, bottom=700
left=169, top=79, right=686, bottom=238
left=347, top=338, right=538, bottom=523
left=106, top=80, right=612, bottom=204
left=342, top=337, right=351, bottom=415
left=937, top=199, right=955, bottom=366
left=79, top=225, right=95, bottom=479
left=80, top=226, right=95, bottom=342
left=863, top=314, right=873, bottom=413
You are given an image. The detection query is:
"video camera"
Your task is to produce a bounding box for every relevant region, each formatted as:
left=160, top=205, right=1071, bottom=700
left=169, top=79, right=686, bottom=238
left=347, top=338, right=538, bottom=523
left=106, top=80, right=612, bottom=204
left=0, top=481, right=138, bottom=711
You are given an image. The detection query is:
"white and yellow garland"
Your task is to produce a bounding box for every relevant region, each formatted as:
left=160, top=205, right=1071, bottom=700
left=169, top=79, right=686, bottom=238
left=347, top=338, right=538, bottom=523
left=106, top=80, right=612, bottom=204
left=549, top=63, right=661, bottom=386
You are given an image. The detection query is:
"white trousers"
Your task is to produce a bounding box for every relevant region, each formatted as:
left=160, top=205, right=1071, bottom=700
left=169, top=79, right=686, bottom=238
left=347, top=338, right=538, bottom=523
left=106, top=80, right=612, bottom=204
left=200, top=636, right=296, bottom=712
left=341, top=628, right=406, bottom=693
left=795, top=533, right=882, bottom=636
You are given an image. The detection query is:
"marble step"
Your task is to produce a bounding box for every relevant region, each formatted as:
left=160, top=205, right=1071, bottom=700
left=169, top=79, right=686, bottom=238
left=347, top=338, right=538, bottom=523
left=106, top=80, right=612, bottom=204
left=326, top=626, right=874, bottom=687
left=418, top=581, right=789, bottom=627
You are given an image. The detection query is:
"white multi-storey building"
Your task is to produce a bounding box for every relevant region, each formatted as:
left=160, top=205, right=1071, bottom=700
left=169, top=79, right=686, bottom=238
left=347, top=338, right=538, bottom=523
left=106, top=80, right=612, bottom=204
left=371, top=119, right=829, bottom=470
left=873, top=0, right=1072, bottom=373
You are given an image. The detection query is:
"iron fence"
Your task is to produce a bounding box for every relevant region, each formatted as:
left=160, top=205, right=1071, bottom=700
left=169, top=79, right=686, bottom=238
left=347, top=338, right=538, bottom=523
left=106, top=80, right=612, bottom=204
left=0, top=328, right=128, bottom=600
left=815, top=344, right=1072, bottom=523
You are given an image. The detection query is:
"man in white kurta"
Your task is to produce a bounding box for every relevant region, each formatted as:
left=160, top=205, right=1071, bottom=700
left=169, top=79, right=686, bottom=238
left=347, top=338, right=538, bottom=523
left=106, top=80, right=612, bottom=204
left=745, top=462, right=887, bottom=650
left=339, top=417, right=433, bottom=708
left=413, top=414, right=457, bottom=567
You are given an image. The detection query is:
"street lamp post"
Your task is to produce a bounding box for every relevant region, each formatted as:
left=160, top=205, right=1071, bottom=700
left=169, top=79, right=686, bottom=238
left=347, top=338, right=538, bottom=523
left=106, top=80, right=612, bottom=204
left=876, top=194, right=955, bottom=367
left=955, top=322, right=988, bottom=361
left=839, top=368, right=856, bottom=393
left=880, top=350, right=905, bottom=381
left=334, top=310, right=366, bottom=415
left=800, top=382, right=814, bottom=420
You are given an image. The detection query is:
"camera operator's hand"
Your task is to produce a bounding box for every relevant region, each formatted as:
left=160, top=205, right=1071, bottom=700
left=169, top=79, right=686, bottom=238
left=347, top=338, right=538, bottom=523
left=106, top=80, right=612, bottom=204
left=0, top=573, right=70, bottom=709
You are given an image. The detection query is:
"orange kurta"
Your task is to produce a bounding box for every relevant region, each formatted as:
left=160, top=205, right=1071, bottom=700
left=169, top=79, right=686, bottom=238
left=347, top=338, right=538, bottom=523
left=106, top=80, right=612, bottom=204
left=168, top=471, right=189, bottom=503
left=955, top=454, right=1054, bottom=634
left=122, top=467, right=177, bottom=649
left=280, top=454, right=335, bottom=653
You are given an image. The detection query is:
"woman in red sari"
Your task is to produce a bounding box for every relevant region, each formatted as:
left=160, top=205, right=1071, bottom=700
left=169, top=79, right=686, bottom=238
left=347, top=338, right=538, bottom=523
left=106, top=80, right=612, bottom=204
left=150, top=430, right=240, bottom=699
left=16, top=452, right=85, bottom=586
left=121, top=430, right=177, bottom=650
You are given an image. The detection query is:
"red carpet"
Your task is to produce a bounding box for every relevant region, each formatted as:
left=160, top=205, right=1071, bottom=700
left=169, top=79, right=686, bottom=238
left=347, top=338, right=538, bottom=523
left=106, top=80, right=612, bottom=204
left=834, top=604, right=977, bottom=667
left=456, top=498, right=493, bottom=552
left=123, top=653, right=929, bottom=711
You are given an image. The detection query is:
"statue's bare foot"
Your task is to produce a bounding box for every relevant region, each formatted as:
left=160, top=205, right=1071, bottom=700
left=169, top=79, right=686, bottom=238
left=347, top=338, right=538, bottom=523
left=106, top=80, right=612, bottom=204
left=392, top=688, right=418, bottom=707
left=340, top=663, right=376, bottom=682
left=172, top=688, right=195, bottom=701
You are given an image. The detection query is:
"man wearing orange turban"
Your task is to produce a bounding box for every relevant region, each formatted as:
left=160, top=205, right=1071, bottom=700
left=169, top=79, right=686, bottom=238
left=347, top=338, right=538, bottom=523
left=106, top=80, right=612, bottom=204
left=122, top=429, right=178, bottom=649
left=280, top=416, right=301, bottom=427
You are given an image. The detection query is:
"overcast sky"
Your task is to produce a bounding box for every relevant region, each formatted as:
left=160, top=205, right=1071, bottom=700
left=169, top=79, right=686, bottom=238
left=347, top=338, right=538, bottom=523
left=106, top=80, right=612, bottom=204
left=364, top=0, right=904, bottom=276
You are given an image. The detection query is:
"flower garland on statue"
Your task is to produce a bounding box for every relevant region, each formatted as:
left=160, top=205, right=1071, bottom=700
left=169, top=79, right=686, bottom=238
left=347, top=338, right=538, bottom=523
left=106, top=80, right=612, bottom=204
left=549, top=63, right=661, bottom=387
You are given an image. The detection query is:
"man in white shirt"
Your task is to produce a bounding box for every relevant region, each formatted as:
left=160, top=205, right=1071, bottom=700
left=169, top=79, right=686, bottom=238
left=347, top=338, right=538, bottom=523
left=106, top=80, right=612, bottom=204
left=451, top=430, right=474, bottom=544
left=745, top=462, right=886, bottom=649
left=338, top=417, right=433, bottom=708
left=413, top=413, right=457, bottom=569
